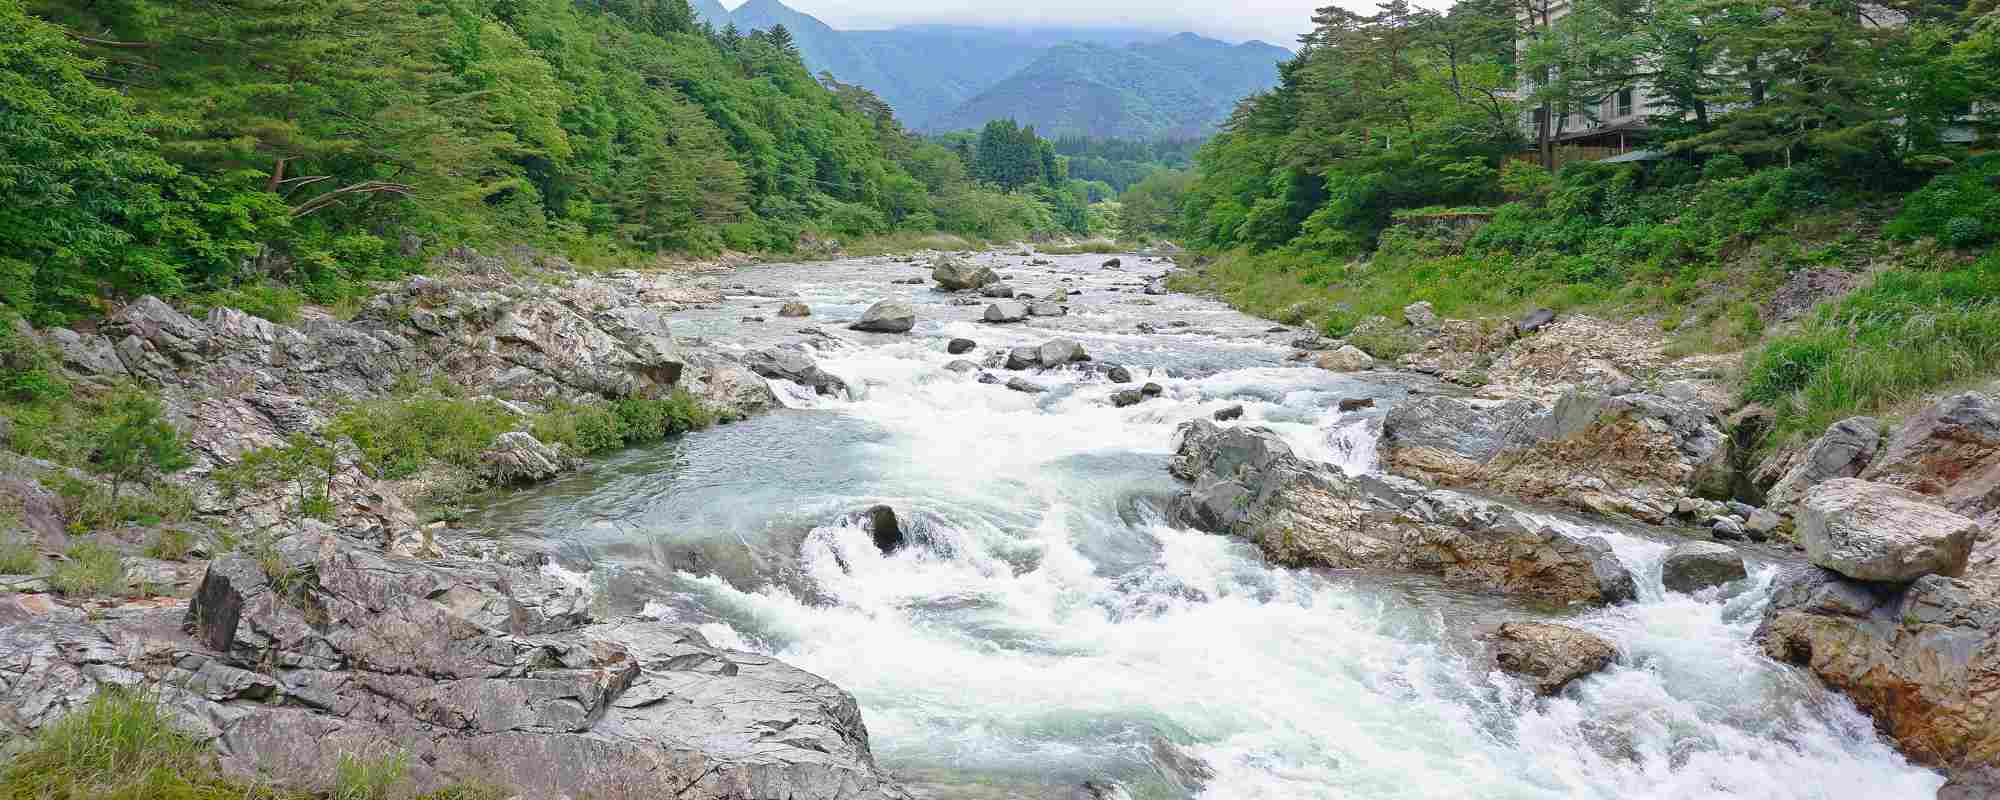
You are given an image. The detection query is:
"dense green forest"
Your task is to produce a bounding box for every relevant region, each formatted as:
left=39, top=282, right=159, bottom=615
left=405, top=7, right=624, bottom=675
left=1163, top=0, right=1999, bottom=439
left=0, top=0, right=1092, bottom=323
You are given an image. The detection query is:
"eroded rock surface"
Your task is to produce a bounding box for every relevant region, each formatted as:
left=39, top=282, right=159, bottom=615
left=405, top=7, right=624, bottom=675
left=1490, top=622, right=1618, bottom=695
left=1800, top=479, right=1979, bottom=583
left=0, top=523, right=906, bottom=800
left=1168, top=420, right=1635, bottom=605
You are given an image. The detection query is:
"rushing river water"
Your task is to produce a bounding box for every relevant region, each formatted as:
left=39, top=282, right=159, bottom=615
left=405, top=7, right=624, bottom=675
left=466, top=252, right=1943, bottom=799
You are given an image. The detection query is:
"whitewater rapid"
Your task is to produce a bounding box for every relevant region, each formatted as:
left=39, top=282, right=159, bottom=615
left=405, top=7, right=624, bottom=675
left=467, top=253, right=1942, bottom=799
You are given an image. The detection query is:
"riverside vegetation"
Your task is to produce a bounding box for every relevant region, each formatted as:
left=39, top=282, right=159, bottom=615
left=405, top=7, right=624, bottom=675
left=1160, top=0, right=2000, bottom=446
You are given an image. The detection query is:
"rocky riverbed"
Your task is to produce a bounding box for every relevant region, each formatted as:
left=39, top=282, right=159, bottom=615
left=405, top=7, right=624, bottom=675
left=1, top=247, right=1995, bottom=798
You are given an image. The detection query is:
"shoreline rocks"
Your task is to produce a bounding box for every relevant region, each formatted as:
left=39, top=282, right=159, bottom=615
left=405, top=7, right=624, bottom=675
left=1799, top=479, right=1978, bottom=583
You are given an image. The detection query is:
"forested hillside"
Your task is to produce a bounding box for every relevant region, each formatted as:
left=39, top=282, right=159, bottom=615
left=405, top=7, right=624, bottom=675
left=1166, top=0, right=2000, bottom=440
left=0, top=0, right=1092, bottom=324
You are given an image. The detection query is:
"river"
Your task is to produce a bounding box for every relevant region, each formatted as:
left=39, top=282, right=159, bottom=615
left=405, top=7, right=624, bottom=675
left=464, top=252, right=1942, bottom=799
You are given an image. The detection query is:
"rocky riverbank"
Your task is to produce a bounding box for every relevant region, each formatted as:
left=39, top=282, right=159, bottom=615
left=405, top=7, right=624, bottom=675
left=1229, top=281, right=2000, bottom=797
left=0, top=247, right=911, bottom=798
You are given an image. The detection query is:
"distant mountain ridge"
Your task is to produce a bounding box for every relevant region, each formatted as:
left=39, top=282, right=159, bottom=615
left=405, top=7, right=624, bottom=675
left=703, top=0, right=1288, bottom=137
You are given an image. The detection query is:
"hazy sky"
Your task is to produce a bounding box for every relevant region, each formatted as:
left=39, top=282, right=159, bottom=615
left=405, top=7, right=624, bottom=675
left=720, top=0, right=1349, bottom=45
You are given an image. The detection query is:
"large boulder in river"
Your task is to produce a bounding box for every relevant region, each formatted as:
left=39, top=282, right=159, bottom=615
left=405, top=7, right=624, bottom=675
left=1383, top=390, right=1729, bottom=524
left=983, top=302, right=1028, bottom=323
left=1759, top=567, right=2000, bottom=782
left=1039, top=339, right=1089, bottom=367
left=1765, top=416, right=1882, bottom=513
left=849, top=300, right=916, bottom=333
left=1660, top=541, right=1747, bottom=593
left=0, top=523, right=906, bottom=800
left=1490, top=622, right=1617, bottom=695
left=1314, top=345, right=1374, bottom=372
left=1168, top=420, right=1636, bottom=605
left=746, top=346, right=849, bottom=397
left=1799, top=478, right=1978, bottom=583
left=932, top=256, right=1000, bottom=290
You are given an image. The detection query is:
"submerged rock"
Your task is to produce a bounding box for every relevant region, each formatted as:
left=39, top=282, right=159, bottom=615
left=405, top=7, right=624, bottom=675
left=850, top=300, right=916, bottom=333
left=1799, top=478, right=1978, bottom=583
left=859, top=504, right=904, bottom=554
left=1490, top=622, right=1618, bottom=695
left=1660, top=541, right=1748, bottom=593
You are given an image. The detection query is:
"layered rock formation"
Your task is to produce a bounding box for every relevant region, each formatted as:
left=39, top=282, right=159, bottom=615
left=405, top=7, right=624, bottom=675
left=1167, top=420, right=1635, bottom=605
left=0, top=522, right=905, bottom=799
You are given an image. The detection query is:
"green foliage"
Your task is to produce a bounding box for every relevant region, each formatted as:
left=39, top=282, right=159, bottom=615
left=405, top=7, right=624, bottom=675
left=56, top=473, right=194, bottom=533
left=333, top=395, right=516, bottom=481
left=143, top=527, right=193, bottom=562
left=184, top=283, right=308, bottom=324
left=531, top=389, right=714, bottom=456
left=1117, top=169, right=1193, bottom=241
left=0, top=531, right=37, bottom=574
left=211, top=434, right=336, bottom=521
left=1887, top=155, right=2000, bottom=248
left=92, top=389, right=192, bottom=498
left=332, top=752, right=408, bottom=800
left=50, top=537, right=123, bottom=597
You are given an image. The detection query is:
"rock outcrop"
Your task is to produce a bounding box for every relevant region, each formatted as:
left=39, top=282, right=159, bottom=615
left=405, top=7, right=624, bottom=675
left=1759, top=567, right=2000, bottom=786
left=1489, top=622, right=1618, bottom=695
left=1383, top=390, right=1729, bottom=523
left=1765, top=416, right=1882, bottom=512
left=1799, top=479, right=1979, bottom=583
left=1168, top=420, right=1636, bottom=605
left=0, top=523, right=906, bottom=799
left=1860, top=393, right=2000, bottom=524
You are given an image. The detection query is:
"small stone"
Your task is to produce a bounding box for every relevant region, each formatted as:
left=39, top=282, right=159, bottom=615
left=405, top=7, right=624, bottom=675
left=1709, top=516, right=1747, bottom=541
left=983, top=302, right=1028, bottom=323
left=945, top=360, right=980, bottom=374
left=947, top=338, right=976, bottom=355
left=777, top=302, right=810, bottom=318
left=850, top=300, right=916, bottom=333
left=1516, top=308, right=1557, bottom=334
left=1315, top=345, right=1374, bottom=372
left=1105, top=365, right=1134, bottom=384
left=1338, top=397, right=1375, bottom=413
left=1005, top=377, right=1046, bottom=394
left=1214, top=405, right=1245, bottom=422
left=1140, top=383, right=1164, bottom=398
left=1111, top=389, right=1146, bottom=408
left=1102, top=258, right=1123, bottom=268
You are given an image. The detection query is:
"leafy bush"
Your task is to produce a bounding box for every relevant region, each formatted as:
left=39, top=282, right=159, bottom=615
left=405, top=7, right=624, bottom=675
left=50, top=537, right=123, bottom=597
left=1886, top=155, right=2000, bottom=247
left=531, top=390, right=715, bottom=457
left=184, top=283, right=309, bottom=324
left=144, top=528, right=194, bottom=562
left=332, top=395, right=517, bottom=480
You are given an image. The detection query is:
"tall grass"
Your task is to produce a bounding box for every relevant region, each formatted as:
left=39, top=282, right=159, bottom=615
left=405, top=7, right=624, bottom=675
left=1744, top=255, right=2000, bottom=436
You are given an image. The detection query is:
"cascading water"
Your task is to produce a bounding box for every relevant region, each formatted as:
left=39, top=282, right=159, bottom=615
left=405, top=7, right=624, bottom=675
left=466, top=253, right=1943, bottom=799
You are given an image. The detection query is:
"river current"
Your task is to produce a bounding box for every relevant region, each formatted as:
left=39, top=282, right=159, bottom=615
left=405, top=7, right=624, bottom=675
left=465, top=252, right=1942, bottom=799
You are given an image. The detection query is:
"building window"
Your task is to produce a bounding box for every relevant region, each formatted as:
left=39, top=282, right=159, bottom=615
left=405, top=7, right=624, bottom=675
left=1617, top=88, right=1634, bottom=118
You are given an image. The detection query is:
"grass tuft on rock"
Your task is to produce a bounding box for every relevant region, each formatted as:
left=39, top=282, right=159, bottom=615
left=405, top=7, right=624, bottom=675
left=49, top=538, right=123, bottom=597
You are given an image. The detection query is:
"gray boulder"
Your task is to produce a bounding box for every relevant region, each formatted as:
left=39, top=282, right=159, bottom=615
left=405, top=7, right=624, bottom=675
left=1661, top=541, right=1748, bottom=593
left=850, top=300, right=916, bottom=333
left=1314, top=345, right=1374, bottom=372
left=1766, top=416, right=1882, bottom=511
left=947, top=338, right=976, bottom=355
left=1214, top=405, right=1245, bottom=422
left=1516, top=308, right=1557, bottom=335
left=1039, top=339, right=1089, bottom=367
left=1490, top=622, right=1618, bottom=695
left=1404, top=301, right=1440, bottom=329
left=980, top=283, right=1015, bottom=298
left=932, top=256, right=1000, bottom=290
left=1005, top=347, right=1041, bottom=371
left=1104, top=365, right=1134, bottom=384
left=746, top=346, right=849, bottom=397
left=1111, top=389, right=1147, bottom=408
left=1800, top=478, right=1979, bottom=582
left=982, top=302, right=1028, bottom=323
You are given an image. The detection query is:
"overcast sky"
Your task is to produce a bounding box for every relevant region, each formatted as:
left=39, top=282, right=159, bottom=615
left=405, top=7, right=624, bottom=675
left=720, top=0, right=1355, bottom=45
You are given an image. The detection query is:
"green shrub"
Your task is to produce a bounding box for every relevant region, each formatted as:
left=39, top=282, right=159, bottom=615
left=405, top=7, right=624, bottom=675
left=50, top=538, right=123, bottom=597
left=332, top=751, right=408, bottom=800
left=333, top=395, right=517, bottom=480
left=531, top=390, right=716, bottom=457
left=1887, top=155, right=2000, bottom=248
left=144, top=528, right=194, bottom=562
left=185, top=283, right=308, bottom=324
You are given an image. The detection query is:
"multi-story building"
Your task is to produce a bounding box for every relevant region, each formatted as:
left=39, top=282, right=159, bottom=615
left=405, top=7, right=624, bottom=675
left=1516, top=0, right=1655, bottom=154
